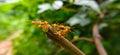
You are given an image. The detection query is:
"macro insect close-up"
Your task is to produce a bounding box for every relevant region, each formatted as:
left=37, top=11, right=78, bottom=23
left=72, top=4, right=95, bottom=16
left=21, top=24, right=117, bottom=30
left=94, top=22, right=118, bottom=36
left=0, top=0, right=119, bottom=55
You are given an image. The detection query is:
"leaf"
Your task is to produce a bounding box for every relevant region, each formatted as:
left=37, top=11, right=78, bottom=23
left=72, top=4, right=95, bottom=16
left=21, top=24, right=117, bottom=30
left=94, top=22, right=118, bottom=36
left=52, top=0, right=63, bottom=10
left=71, top=0, right=101, bottom=13
left=37, top=1, right=63, bottom=14
left=67, top=13, right=91, bottom=26
left=0, top=0, right=20, bottom=5
left=37, top=3, right=51, bottom=14
left=99, top=23, right=108, bottom=30
left=100, top=0, right=116, bottom=8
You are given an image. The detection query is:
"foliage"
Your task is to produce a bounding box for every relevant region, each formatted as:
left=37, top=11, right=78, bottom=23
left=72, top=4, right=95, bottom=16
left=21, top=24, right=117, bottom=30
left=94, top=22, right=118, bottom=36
left=0, top=0, right=120, bottom=55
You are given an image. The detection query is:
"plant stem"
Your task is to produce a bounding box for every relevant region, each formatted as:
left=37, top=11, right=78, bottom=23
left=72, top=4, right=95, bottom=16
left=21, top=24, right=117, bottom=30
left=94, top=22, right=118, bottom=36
left=93, top=10, right=107, bottom=55
left=46, top=28, right=85, bottom=55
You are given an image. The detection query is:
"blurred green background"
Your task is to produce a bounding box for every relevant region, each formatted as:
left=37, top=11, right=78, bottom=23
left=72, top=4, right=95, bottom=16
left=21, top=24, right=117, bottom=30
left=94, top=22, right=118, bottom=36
left=0, top=0, right=120, bottom=55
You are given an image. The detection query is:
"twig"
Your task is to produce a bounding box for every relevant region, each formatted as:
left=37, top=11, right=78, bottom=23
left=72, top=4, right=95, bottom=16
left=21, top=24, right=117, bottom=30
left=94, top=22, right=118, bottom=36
left=71, top=37, right=94, bottom=43
left=32, top=21, right=85, bottom=55
left=46, top=28, right=85, bottom=55
left=92, top=10, right=107, bottom=55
